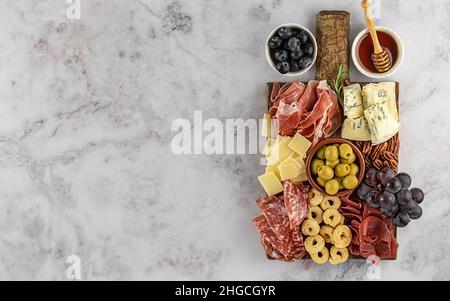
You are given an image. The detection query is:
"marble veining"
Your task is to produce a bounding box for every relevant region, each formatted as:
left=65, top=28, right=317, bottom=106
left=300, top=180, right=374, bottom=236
left=0, top=0, right=449, bottom=280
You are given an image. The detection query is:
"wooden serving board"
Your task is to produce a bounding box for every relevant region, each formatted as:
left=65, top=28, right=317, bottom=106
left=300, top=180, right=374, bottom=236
left=265, top=81, right=400, bottom=260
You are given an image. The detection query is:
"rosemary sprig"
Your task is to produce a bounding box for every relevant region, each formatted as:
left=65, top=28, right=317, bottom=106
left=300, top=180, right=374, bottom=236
left=332, top=64, right=348, bottom=105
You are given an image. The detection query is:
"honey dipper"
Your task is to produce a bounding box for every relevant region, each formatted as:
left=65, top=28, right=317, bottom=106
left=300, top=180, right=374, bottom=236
left=361, top=0, right=392, bottom=72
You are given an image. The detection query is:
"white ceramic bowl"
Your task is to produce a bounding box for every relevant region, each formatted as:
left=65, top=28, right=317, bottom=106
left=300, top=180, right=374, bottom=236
left=265, top=23, right=317, bottom=76
left=351, top=26, right=404, bottom=79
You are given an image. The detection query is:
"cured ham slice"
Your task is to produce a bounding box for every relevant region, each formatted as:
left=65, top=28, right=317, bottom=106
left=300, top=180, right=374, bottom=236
left=269, top=80, right=342, bottom=144
left=338, top=194, right=398, bottom=259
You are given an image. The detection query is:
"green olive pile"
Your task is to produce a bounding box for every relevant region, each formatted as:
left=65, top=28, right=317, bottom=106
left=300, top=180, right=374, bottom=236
left=311, top=143, right=360, bottom=195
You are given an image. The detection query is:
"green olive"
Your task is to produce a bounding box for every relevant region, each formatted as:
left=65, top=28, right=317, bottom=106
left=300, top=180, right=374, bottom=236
left=316, top=176, right=326, bottom=187
left=324, top=145, right=339, bottom=161
left=335, top=177, right=344, bottom=190
left=349, top=163, right=359, bottom=176
left=335, top=163, right=351, bottom=178
left=318, top=165, right=334, bottom=181
left=311, top=159, right=324, bottom=175
left=340, top=152, right=356, bottom=164
left=343, top=175, right=359, bottom=189
left=325, top=159, right=340, bottom=169
left=325, top=179, right=340, bottom=195
left=339, top=143, right=354, bottom=159
left=316, top=146, right=326, bottom=160
left=333, top=143, right=341, bottom=149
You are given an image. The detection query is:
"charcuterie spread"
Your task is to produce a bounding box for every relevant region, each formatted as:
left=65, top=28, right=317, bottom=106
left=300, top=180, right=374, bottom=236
left=254, top=7, right=425, bottom=265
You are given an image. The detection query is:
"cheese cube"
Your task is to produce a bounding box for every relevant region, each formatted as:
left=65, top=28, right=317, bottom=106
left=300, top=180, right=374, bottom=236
left=281, top=155, right=305, bottom=174
left=265, top=164, right=281, bottom=180
left=290, top=172, right=308, bottom=183
left=341, top=117, right=371, bottom=141
left=261, top=114, right=271, bottom=138
left=278, top=163, right=300, bottom=181
left=364, top=102, right=400, bottom=145
left=288, top=133, right=312, bottom=156
left=268, top=139, right=293, bottom=165
left=343, top=84, right=364, bottom=118
left=258, top=171, right=284, bottom=196
left=264, top=138, right=275, bottom=156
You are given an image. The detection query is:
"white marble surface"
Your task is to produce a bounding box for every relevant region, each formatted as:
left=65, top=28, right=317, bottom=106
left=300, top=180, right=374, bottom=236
left=0, top=0, right=449, bottom=280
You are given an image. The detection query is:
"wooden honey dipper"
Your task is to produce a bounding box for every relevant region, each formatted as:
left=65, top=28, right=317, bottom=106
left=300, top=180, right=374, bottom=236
left=361, top=0, right=392, bottom=72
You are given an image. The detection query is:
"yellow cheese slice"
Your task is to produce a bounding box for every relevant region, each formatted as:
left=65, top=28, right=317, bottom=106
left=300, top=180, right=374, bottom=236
left=278, top=163, right=300, bottom=181
left=267, top=139, right=293, bottom=165
left=290, top=172, right=308, bottom=183
left=258, top=171, right=284, bottom=196
left=265, top=164, right=281, bottom=180
left=288, top=133, right=311, bottom=156
left=261, top=114, right=271, bottom=138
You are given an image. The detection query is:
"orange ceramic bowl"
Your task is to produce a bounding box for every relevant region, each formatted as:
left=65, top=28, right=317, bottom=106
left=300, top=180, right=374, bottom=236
left=305, top=138, right=365, bottom=197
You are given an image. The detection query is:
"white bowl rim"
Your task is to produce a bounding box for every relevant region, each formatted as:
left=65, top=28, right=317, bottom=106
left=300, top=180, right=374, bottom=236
left=351, top=26, right=404, bottom=79
left=265, top=23, right=318, bottom=77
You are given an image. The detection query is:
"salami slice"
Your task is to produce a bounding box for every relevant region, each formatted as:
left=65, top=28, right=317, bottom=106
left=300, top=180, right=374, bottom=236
left=256, top=196, right=290, bottom=240
left=283, top=181, right=310, bottom=230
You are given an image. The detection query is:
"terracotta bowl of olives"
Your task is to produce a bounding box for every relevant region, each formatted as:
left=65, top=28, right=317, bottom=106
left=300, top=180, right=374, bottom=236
left=305, top=138, right=365, bottom=197
left=265, top=23, right=317, bottom=76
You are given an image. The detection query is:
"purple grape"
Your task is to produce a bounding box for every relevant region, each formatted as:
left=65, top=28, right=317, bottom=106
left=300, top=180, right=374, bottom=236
left=378, top=191, right=396, bottom=208
left=381, top=203, right=398, bottom=217
left=399, top=199, right=418, bottom=214
left=355, top=183, right=371, bottom=200
left=377, top=167, right=395, bottom=186
left=365, top=191, right=380, bottom=208
left=396, top=188, right=412, bottom=205
left=410, top=188, right=424, bottom=204
left=393, top=212, right=410, bottom=227
left=408, top=205, right=423, bottom=219
left=396, top=173, right=411, bottom=188
left=385, top=177, right=402, bottom=193
left=364, top=168, right=378, bottom=187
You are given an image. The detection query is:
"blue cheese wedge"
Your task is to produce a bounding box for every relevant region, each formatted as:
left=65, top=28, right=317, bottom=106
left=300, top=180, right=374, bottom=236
left=341, top=116, right=371, bottom=141
left=362, top=82, right=398, bottom=120
left=364, top=102, right=400, bottom=145
left=343, top=84, right=364, bottom=119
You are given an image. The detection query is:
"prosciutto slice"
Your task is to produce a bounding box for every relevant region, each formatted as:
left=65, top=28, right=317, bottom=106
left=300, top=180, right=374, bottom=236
left=269, top=80, right=342, bottom=145
left=339, top=194, right=398, bottom=259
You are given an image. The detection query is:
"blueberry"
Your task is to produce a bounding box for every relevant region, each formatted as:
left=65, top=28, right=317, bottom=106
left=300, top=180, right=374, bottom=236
left=282, top=40, right=290, bottom=50
left=298, top=56, right=313, bottom=69
left=287, top=37, right=301, bottom=52
left=278, top=27, right=293, bottom=40
left=274, top=49, right=288, bottom=62
left=303, top=43, right=314, bottom=56
left=269, top=36, right=282, bottom=49
left=290, top=48, right=304, bottom=60
left=276, top=61, right=290, bottom=74
left=297, top=30, right=309, bottom=44
left=290, top=60, right=300, bottom=72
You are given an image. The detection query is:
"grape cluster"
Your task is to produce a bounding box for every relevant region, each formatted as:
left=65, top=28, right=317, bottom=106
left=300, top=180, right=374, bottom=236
left=355, top=167, right=424, bottom=227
